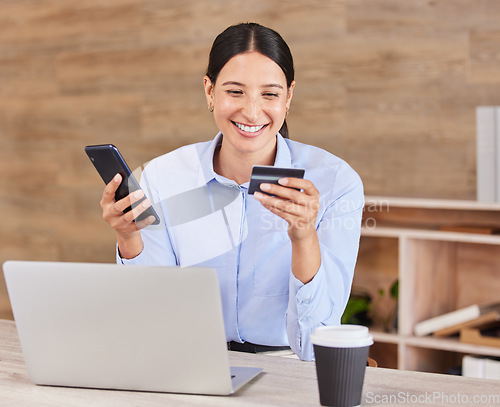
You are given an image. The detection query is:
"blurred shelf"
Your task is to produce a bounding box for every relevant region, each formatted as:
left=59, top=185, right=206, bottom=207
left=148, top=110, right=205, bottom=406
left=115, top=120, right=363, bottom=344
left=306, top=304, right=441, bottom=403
left=355, top=196, right=500, bottom=373
left=365, top=196, right=500, bottom=211
left=362, top=226, right=500, bottom=245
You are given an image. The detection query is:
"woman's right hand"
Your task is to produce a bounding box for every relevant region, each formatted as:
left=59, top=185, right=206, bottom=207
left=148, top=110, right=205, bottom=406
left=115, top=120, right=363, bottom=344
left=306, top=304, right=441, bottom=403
left=100, top=173, right=155, bottom=258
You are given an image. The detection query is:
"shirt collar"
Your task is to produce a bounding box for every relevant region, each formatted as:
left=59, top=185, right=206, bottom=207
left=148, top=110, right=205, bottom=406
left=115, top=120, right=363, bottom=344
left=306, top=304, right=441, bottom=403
left=198, top=132, right=223, bottom=184
left=274, top=132, right=292, bottom=167
left=198, top=132, right=293, bottom=185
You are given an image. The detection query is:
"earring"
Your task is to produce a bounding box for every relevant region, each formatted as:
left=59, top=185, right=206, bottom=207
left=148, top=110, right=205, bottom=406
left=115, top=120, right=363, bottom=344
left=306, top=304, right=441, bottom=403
left=208, top=104, right=214, bottom=113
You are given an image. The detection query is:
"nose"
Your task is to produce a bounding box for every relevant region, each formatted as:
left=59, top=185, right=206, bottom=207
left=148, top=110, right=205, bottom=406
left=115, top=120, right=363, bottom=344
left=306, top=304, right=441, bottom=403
left=241, top=97, right=260, bottom=123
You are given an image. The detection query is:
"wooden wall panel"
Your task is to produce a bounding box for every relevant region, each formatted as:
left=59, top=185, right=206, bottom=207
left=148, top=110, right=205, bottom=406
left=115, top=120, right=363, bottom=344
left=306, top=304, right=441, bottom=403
left=2, top=0, right=500, bottom=319
left=456, top=243, right=500, bottom=308
left=0, top=0, right=143, bottom=57
left=470, top=31, right=500, bottom=83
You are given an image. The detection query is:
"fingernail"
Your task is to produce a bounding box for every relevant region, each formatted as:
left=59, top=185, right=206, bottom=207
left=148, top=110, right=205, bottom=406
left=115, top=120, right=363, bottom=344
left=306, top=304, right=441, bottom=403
left=254, top=192, right=263, bottom=199
left=278, top=178, right=288, bottom=185
left=142, top=199, right=151, bottom=208
left=134, top=190, right=144, bottom=199
left=114, top=174, right=121, bottom=182
left=260, top=183, right=271, bottom=191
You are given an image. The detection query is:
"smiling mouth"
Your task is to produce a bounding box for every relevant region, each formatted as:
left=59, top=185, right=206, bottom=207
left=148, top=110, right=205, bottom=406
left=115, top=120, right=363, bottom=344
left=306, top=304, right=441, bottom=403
left=232, top=121, right=268, bottom=133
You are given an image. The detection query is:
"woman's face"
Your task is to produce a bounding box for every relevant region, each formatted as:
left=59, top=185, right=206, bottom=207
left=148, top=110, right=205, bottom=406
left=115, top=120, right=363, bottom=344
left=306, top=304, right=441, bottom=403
left=204, top=51, right=294, bottom=162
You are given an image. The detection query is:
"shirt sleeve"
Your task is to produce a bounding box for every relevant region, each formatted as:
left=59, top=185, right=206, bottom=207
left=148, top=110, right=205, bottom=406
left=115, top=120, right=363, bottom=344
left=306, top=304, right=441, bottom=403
left=116, top=160, right=178, bottom=267
left=116, top=227, right=177, bottom=265
left=286, top=169, right=364, bottom=361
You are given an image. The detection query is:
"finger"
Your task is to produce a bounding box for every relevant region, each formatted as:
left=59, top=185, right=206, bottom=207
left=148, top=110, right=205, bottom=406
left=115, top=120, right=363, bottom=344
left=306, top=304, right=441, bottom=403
left=113, top=213, right=140, bottom=232
left=110, top=203, right=147, bottom=232
left=127, top=197, right=153, bottom=223
left=260, top=202, right=314, bottom=233
left=254, top=191, right=304, bottom=216
left=114, top=189, right=145, bottom=213
left=101, top=173, right=122, bottom=204
left=259, top=182, right=310, bottom=206
left=135, top=215, right=156, bottom=229
left=278, top=177, right=319, bottom=197
left=260, top=201, right=295, bottom=222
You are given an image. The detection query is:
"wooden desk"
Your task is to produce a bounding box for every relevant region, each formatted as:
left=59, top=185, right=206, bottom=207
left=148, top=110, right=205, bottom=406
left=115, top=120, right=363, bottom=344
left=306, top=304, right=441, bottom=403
left=1, top=320, right=499, bottom=406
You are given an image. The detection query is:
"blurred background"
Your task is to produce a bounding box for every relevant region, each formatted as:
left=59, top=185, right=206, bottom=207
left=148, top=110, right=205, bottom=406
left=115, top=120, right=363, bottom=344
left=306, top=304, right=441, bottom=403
left=2, top=0, right=500, bottom=319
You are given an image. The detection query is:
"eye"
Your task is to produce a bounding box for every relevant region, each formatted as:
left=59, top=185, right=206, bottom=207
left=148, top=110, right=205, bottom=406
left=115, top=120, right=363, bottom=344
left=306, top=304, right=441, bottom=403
left=226, top=90, right=243, bottom=96
left=263, top=92, right=279, bottom=99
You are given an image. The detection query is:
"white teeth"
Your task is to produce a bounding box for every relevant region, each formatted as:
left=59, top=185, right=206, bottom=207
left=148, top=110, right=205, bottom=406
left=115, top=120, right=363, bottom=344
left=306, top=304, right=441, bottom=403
left=234, top=122, right=265, bottom=133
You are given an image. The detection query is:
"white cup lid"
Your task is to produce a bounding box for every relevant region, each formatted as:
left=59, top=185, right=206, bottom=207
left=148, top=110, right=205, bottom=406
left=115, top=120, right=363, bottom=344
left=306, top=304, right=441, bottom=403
left=310, top=325, right=373, bottom=348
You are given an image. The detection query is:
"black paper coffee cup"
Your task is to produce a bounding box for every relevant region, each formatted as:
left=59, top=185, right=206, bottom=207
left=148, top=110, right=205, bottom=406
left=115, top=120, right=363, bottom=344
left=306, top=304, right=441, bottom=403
left=311, top=325, right=373, bottom=407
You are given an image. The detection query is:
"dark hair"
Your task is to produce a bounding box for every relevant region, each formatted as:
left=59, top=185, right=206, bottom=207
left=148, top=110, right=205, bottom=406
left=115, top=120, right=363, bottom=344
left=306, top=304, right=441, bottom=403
left=206, top=22, right=294, bottom=139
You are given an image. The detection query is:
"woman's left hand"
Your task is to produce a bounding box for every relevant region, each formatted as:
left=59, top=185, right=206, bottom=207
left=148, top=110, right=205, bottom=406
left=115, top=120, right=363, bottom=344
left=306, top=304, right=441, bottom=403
left=253, top=177, right=320, bottom=242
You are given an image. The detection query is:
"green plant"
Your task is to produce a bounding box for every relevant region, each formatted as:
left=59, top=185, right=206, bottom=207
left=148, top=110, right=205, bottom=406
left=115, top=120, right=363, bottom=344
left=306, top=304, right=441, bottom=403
left=342, top=280, right=399, bottom=331
left=341, top=291, right=372, bottom=326
left=370, top=279, right=399, bottom=332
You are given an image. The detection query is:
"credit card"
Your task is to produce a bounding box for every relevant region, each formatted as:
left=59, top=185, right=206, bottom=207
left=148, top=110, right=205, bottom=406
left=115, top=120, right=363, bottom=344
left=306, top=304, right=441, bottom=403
left=248, top=165, right=305, bottom=195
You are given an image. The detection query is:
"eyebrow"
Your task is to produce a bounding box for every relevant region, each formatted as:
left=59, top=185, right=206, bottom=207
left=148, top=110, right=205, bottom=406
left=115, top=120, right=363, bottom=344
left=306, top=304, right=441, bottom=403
left=221, top=81, right=284, bottom=89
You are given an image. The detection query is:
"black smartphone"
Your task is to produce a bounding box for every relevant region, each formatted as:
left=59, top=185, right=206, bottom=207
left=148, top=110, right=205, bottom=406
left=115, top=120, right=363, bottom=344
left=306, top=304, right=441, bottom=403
left=85, top=144, right=160, bottom=225
left=248, top=165, right=305, bottom=195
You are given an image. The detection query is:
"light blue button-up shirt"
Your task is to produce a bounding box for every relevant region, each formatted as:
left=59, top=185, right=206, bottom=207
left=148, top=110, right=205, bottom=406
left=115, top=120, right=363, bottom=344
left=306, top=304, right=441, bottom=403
left=119, top=133, right=364, bottom=361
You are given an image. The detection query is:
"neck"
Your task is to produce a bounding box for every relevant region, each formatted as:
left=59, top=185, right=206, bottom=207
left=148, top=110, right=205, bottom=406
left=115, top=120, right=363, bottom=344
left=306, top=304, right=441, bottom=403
left=213, top=141, right=277, bottom=185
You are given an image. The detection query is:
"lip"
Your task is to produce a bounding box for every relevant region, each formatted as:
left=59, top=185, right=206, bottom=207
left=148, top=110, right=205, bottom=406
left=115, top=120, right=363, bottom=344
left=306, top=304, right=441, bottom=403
left=231, top=121, right=269, bottom=138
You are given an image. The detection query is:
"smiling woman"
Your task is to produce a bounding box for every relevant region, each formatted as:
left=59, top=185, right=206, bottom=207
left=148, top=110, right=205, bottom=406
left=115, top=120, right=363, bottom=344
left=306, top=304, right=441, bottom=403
left=98, top=22, right=365, bottom=361
left=205, top=22, right=295, bottom=139
left=205, top=51, right=294, bottom=184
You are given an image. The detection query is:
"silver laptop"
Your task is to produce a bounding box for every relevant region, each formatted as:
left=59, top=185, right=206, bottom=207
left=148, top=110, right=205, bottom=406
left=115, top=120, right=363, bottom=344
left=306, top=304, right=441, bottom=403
left=3, top=261, right=262, bottom=395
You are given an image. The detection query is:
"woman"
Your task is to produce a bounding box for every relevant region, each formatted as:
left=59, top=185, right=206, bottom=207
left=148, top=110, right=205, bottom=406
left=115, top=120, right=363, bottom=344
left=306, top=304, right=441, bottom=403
left=101, top=23, right=364, bottom=361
